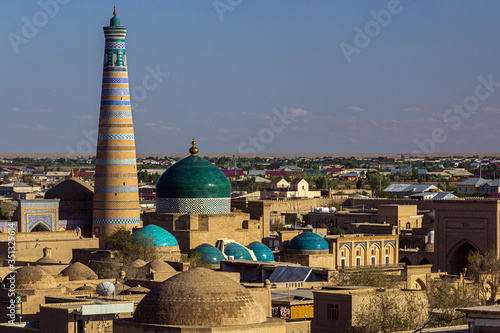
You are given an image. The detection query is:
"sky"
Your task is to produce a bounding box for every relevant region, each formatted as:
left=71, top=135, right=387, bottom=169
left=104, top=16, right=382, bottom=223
left=2, top=0, right=500, bottom=155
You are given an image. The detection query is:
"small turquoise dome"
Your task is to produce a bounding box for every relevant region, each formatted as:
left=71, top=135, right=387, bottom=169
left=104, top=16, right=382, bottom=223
left=248, top=242, right=274, bottom=262
left=131, top=225, right=178, bottom=247
left=288, top=232, right=329, bottom=253
left=224, top=243, right=252, bottom=260
left=192, top=243, right=224, bottom=264
left=110, top=7, right=120, bottom=27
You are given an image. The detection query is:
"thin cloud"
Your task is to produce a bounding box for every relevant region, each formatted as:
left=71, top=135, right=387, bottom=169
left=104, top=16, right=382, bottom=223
left=403, top=106, right=424, bottom=113
left=289, top=107, right=312, bottom=117
left=345, top=106, right=363, bottom=112
left=481, top=107, right=500, bottom=113
left=12, top=107, right=29, bottom=113
left=36, top=124, right=50, bottom=131
left=76, top=114, right=95, bottom=120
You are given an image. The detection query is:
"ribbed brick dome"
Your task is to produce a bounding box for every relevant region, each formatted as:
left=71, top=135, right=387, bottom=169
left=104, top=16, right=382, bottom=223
left=133, top=267, right=267, bottom=326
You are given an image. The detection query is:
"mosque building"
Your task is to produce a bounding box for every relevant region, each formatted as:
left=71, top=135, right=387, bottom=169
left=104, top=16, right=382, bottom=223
left=143, top=140, right=273, bottom=253
left=92, top=7, right=141, bottom=246
left=44, top=171, right=94, bottom=237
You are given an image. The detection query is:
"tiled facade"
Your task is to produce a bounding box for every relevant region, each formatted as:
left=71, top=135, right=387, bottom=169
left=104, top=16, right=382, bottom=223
left=17, top=199, right=61, bottom=232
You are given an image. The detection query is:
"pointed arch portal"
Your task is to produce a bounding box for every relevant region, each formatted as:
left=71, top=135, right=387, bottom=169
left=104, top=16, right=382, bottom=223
left=449, top=241, right=478, bottom=275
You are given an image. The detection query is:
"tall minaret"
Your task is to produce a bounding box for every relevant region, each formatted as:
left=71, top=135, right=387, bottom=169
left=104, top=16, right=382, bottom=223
left=93, top=7, right=140, bottom=246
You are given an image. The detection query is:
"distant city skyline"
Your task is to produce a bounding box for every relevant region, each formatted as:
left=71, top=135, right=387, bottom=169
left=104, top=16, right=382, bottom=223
left=3, top=1, right=500, bottom=155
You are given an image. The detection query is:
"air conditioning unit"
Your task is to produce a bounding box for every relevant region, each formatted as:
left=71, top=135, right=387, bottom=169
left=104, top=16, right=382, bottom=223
left=228, top=256, right=235, bottom=260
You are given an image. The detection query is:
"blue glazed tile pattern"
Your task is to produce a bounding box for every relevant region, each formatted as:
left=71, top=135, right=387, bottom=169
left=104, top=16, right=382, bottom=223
left=193, top=243, right=225, bottom=264
left=224, top=243, right=252, bottom=260
left=288, top=232, right=329, bottom=251
left=131, top=225, right=178, bottom=247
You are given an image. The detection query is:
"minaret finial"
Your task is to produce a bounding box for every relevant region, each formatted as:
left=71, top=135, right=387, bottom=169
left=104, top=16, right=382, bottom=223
left=113, top=6, right=117, bottom=16
left=189, top=138, right=199, bottom=155
left=70, top=169, right=75, bottom=177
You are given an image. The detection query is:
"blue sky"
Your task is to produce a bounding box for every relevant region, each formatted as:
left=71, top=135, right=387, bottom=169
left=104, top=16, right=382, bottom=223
left=2, top=0, right=500, bottom=155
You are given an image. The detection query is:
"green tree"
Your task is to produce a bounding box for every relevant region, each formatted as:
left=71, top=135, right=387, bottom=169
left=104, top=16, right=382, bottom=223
left=330, top=227, right=344, bottom=235
left=356, top=177, right=363, bottom=189
left=181, top=251, right=212, bottom=269
left=0, top=208, right=10, bottom=220
left=366, top=171, right=391, bottom=195
left=105, top=226, right=157, bottom=264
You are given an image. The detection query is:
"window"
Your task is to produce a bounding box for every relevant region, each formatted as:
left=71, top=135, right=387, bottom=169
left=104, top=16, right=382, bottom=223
left=341, top=258, right=346, bottom=267
left=341, top=250, right=345, bottom=257
left=385, top=255, right=390, bottom=264
left=385, top=248, right=390, bottom=255
left=356, top=257, right=361, bottom=266
left=94, top=227, right=100, bottom=233
left=371, top=256, right=376, bottom=265
left=406, top=222, right=411, bottom=230
left=356, top=249, right=361, bottom=256
left=328, top=304, right=339, bottom=319
left=371, top=249, right=375, bottom=255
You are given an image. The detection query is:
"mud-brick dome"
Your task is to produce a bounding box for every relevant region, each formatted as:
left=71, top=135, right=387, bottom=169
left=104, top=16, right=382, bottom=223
left=287, top=232, right=329, bottom=254
left=133, top=267, right=266, bottom=326
left=156, top=140, right=230, bottom=214
left=60, top=262, right=98, bottom=281
left=3, top=266, right=57, bottom=289
left=248, top=242, right=274, bottom=262
left=146, top=259, right=176, bottom=273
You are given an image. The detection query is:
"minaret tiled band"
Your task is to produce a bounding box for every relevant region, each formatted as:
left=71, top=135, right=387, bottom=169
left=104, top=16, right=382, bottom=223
left=93, top=8, right=140, bottom=243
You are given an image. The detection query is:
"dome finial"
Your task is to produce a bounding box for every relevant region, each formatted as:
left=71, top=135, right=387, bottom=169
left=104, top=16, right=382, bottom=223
left=189, top=138, right=199, bottom=155
left=110, top=6, right=120, bottom=26
left=70, top=169, right=75, bottom=178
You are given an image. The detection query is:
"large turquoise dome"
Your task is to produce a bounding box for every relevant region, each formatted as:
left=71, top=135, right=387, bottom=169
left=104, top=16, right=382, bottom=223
left=131, top=225, right=178, bottom=247
left=287, top=232, right=329, bottom=254
left=156, top=140, right=231, bottom=214
left=192, top=243, right=225, bottom=264
left=248, top=242, right=274, bottom=262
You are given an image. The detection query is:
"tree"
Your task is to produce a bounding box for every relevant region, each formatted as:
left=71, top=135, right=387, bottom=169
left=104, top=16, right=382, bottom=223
left=354, top=290, right=427, bottom=333
left=366, top=171, right=391, bottom=195
left=335, top=267, right=403, bottom=289
left=0, top=207, right=10, bottom=220
left=105, top=226, right=157, bottom=264
left=330, top=227, right=344, bottom=235
left=181, top=251, right=212, bottom=269
left=468, top=249, right=500, bottom=304
left=2, top=174, right=10, bottom=183
left=426, top=277, right=475, bottom=327
left=356, top=177, right=363, bottom=189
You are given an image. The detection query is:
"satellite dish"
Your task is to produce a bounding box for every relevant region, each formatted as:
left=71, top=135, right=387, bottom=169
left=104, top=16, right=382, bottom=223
left=96, top=281, right=115, bottom=296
